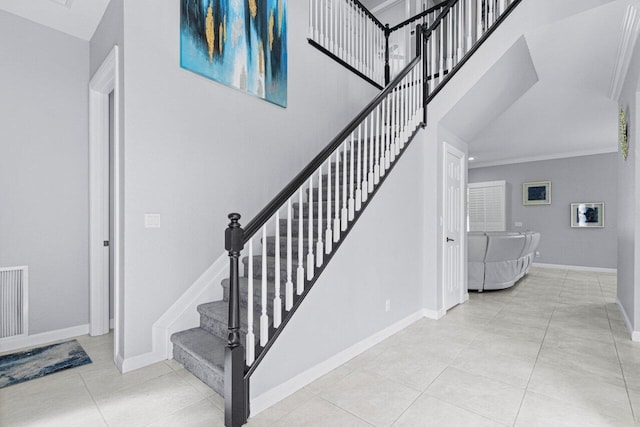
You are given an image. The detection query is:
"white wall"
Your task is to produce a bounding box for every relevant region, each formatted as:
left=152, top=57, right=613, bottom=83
left=617, top=11, right=640, bottom=334
left=121, top=0, right=380, bottom=359
left=0, top=11, right=90, bottom=334
left=252, top=133, right=426, bottom=399
left=469, top=153, right=618, bottom=269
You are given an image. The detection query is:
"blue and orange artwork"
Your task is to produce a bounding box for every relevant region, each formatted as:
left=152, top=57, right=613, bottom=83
left=181, top=0, right=288, bottom=107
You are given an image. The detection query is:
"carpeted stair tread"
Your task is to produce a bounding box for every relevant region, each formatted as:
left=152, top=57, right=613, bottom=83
left=198, top=300, right=274, bottom=344
left=220, top=276, right=290, bottom=304
left=171, top=327, right=225, bottom=396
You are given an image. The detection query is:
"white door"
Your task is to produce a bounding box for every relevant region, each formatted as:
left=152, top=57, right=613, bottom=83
left=443, top=143, right=465, bottom=310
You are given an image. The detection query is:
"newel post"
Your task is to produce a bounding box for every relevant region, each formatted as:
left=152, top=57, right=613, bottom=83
left=384, top=24, right=391, bottom=86
left=224, top=213, right=248, bottom=427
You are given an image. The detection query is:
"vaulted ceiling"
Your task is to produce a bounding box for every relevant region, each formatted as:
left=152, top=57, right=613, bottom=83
left=0, top=0, right=111, bottom=40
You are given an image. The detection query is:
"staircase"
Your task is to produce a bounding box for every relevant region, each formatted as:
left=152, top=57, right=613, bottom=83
left=170, top=0, right=523, bottom=425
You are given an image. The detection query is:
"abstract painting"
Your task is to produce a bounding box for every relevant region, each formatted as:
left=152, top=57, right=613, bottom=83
left=181, top=0, right=288, bottom=107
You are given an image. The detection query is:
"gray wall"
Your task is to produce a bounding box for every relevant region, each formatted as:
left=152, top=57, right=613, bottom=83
left=469, top=153, right=618, bottom=269
left=121, top=0, right=380, bottom=358
left=0, top=11, right=90, bottom=334
left=617, top=28, right=640, bottom=331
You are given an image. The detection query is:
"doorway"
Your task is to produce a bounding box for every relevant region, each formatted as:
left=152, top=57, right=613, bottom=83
left=442, top=142, right=466, bottom=311
left=89, top=46, right=122, bottom=366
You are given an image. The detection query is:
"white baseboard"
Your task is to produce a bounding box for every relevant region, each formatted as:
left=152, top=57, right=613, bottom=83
left=0, top=324, right=89, bottom=353
left=616, top=298, right=640, bottom=342
left=533, top=263, right=617, bottom=273
left=121, top=349, right=167, bottom=373
left=462, top=293, right=470, bottom=303
left=250, top=310, right=424, bottom=416
left=422, top=308, right=446, bottom=320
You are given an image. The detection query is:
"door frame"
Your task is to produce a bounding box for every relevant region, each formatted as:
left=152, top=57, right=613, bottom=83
left=89, top=45, right=122, bottom=362
left=442, top=142, right=467, bottom=310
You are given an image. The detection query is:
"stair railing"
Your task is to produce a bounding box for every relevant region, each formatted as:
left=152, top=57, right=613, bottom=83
left=308, top=0, right=388, bottom=88
left=224, top=24, right=427, bottom=427
left=224, top=0, right=523, bottom=424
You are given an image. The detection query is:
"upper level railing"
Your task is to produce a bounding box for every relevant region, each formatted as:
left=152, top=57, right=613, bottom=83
left=309, top=0, right=387, bottom=88
left=224, top=0, right=523, bottom=425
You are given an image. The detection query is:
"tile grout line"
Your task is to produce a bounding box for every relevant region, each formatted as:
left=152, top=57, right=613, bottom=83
left=510, top=271, right=564, bottom=427
left=78, top=373, right=110, bottom=427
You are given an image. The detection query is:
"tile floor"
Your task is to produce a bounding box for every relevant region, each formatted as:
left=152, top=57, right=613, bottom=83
left=1, top=267, right=639, bottom=426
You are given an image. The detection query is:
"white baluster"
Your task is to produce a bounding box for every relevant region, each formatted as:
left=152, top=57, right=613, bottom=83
left=457, top=3, right=464, bottom=62
left=341, top=140, right=348, bottom=231
left=368, top=109, right=375, bottom=193
left=380, top=97, right=387, bottom=176
left=285, top=201, right=293, bottom=310
left=430, top=31, right=436, bottom=92
left=309, top=0, right=313, bottom=39
left=316, top=167, right=324, bottom=267
left=439, top=22, right=444, bottom=84
left=326, top=155, right=333, bottom=254
left=374, top=104, right=381, bottom=184
left=339, top=0, right=344, bottom=59
left=477, top=0, right=483, bottom=40
left=467, top=0, right=473, bottom=51
left=361, top=117, right=369, bottom=203
left=333, top=150, right=341, bottom=241
left=307, top=177, right=314, bottom=281
left=384, top=94, right=391, bottom=169
left=499, top=0, right=506, bottom=16
left=356, top=124, right=363, bottom=211
left=348, top=133, right=355, bottom=220
left=260, top=227, right=269, bottom=346
left=273, top=211, right=282, bottom=328
left=297, top=189, right=304, bottom=295
left=390, top=88, right=397, bottom=160
left=246, top=239, right=255, bottom=364
left=488, top=0, right=494, bottom=27
left=447, top=11, right=453, bottom=71
left=319, top=0, right=324, bottom=46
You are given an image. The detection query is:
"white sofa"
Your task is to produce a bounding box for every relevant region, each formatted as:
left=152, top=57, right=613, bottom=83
left=468, top=231, right=540, bottom=291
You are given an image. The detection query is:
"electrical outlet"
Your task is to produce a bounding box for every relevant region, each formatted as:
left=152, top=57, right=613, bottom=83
left=515, top=221, right=523, bottom=227
left=535, top=251, right=541, bottom=258
left=385, top=299, right=391, bottom=312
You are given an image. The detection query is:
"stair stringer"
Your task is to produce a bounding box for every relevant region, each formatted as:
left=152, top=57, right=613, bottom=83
left=248, top=135, right=428, bottom=415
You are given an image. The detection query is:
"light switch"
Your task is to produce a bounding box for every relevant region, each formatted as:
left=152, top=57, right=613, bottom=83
left=515, top=222, right=523, bottom=227
left=145, top=213, right=161, bottom=228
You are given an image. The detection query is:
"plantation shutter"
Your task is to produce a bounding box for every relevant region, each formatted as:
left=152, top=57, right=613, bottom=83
left=468, top=181, right=506, bottom=232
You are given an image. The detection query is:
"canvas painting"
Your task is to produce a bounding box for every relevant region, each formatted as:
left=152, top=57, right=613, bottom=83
left=181, top=0, right=288, bottom=107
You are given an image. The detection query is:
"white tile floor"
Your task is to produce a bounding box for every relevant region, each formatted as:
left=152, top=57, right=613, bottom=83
left=1, top=267, right=639, bottom=426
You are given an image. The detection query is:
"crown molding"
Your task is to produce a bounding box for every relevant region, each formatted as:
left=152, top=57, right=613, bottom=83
left=610, top=5, right=640, bottom=102
left=468, top=147, right=618, bottom=169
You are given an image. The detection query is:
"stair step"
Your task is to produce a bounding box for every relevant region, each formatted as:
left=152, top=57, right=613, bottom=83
left=262, top=235, right=306, bottom=258
left=171, top=328, right=225, bottom=396
left=198, top=300, right=279, bottom=348
left=243, top=255, right=315, bottom=281
left=221, top=276, right=290, bottom=305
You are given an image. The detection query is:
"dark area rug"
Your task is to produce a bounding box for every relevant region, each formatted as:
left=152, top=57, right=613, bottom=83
left=0, top=339, right=92, bottom=388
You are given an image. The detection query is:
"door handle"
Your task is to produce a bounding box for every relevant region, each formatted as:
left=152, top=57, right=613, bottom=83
left=446, top=237, right=455, bottom=242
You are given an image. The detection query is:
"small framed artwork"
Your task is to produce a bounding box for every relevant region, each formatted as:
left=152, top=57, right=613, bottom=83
left=571, top=202, right=604, bottom=228
left=523, top=181, right=551, bottom=205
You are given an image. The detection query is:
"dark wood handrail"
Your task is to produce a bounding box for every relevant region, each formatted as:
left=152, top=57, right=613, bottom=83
left=242, top=54, right=422, bottom=241
left=388, top=0, right=449, bottom=33
left=351, top=0, right=386, bottom=30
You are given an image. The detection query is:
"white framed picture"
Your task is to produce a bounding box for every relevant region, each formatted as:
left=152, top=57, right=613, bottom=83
left=571, top=202, right=604, bottom=228
left=523, top=181, right=551, bottom=205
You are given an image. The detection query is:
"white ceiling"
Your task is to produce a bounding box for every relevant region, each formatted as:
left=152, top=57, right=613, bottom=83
left=0, top=0, right=111, bottom=40
left=452, top=0, right=629, bottom=168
